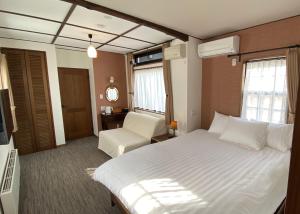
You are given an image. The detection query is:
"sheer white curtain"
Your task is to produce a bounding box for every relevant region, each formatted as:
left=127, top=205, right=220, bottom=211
left=241, top=58, right=288, bottom=123
left=134, top=66, right=166, bottom=112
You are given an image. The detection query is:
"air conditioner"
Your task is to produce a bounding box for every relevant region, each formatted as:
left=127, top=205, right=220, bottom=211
left=164, top=44, right=186, bottom=60
left=198, top=36, right=240, bottom=58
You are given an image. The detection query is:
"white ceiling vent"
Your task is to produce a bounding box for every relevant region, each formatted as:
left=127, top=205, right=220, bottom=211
left=164, top=44, right=186, bottom=60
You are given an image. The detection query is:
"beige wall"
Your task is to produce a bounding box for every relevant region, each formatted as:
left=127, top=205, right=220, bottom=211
left=170, top=39, right=188, bottom=134
left=201, top=16, right=300, bottom=129
left=170, top=37, right=202, bottom=134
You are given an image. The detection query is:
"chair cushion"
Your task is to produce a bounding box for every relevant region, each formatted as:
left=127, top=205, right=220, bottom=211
left=123, top=112, right=166, bottom=139
left=98, top=128, right=149, bottom=158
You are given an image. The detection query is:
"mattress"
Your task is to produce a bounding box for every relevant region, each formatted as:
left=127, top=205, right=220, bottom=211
left=93, top=129, right=290, bottom=214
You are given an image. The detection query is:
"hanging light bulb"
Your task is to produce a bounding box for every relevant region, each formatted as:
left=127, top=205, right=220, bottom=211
left=87, top=34, right=97, bottom=58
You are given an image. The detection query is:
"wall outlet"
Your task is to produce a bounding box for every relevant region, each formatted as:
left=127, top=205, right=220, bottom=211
left=99, top=94, right=103, bottom=99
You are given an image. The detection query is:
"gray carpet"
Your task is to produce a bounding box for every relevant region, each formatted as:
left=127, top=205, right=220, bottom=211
left=19, top=136, right=120, bottom=214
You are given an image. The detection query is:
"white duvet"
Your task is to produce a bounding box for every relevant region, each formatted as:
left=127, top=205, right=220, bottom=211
left=93, top=129, right=290, bottom=214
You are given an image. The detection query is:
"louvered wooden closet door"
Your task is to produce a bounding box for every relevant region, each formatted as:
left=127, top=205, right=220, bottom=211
left=4, top=49, right=36, bottom=154
left=25, top=51, right=55, bottom=151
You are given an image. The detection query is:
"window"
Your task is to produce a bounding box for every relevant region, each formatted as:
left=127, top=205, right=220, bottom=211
left=241, top=58, right=288, bottom=123
left=134, top=49, right=163, bottom=66
left=134, top=65, right=166, bottom=113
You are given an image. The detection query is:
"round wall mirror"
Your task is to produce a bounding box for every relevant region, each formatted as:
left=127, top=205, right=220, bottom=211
left=106, top=86, right=119, bottom=102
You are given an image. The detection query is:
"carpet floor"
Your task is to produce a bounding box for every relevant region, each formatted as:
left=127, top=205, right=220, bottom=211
left=19, top=136, right=120, bottom=214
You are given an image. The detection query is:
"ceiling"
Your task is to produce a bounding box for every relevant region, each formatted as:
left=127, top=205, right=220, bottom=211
left=0, top=0, right=174, bottom=54
left=88, top=0, right=300, bottom=39
left=0, top=0, right=299, bottom=54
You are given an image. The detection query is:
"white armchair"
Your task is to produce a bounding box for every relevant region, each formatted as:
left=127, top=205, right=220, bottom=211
left=98, top=112, right=167, bottom=158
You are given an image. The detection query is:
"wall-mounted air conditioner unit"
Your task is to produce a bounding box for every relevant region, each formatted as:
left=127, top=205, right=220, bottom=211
left=198, top=36, right=240, bottom=58
left=164, top=44, right=186, bottom=60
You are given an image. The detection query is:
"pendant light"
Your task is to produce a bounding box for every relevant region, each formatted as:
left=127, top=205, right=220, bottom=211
left=87, top=34, right=97, bottom=58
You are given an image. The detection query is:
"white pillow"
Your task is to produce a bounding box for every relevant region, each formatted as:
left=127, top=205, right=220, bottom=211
left=208, top=112, right=229, bottom=134
left=219, top=117, right=268, bottom=150
left=267, top=123, right=294, bottom=152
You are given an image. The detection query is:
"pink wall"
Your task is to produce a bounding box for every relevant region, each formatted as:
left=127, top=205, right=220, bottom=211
left=93, top=51, right=128, bottom=115
left=201, top=16, right=300, bottom=129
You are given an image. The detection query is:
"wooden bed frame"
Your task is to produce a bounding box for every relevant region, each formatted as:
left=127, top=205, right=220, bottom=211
left=110, top=192, right=130, bottom=214
left=110, top=192, right=286, bottom=214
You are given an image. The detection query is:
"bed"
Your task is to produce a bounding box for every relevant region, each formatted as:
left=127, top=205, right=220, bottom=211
left=93, top=129, right=290, bottom=214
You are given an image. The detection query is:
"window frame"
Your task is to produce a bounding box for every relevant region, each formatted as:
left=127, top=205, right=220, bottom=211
left=133, top=48, right=163, bottom=66
left=241, top=57, right=288, bottom=123
left=133, top=62, right=166, bottom=114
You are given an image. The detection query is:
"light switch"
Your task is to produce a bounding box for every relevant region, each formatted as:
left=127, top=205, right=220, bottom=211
left=100, top=94, right=104, bottom=99
left=232, top=58, right=237, bottom=67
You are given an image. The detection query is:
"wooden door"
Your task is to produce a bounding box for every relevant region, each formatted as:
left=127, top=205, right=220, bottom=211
left=58, top=68, right=93, bottom=140
left=25, top=51, right=56, bottom=151
left=4, top=49, right=36, bottom=154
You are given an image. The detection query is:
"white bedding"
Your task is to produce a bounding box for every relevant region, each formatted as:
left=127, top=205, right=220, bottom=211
left=93, top=129, right=290, bottom=214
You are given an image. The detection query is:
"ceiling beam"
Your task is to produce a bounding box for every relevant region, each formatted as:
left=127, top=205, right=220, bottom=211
left=131, top=40, right=172, bottom=54
left=0, top=26, right=55, bottom=36
left=0, top=26, right=137, bottom=50
left=96, top=25, right=141, bottom=49
left=60, top=0, right=189, bottom=41
left=0, top=10, right=156, bottom=45
left=0, top=36, right=51, bottom=45
left=55, top=44, right=86, bottom=50
left=51, top=4, right=76, bottom=44
left=0, top=9, right=61, bottom=23
left=60, top=35, right=137, bottom=50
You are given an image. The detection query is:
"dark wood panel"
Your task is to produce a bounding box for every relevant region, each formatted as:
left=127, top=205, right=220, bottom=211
left=100, top=112, right=127, bottom=131
left=58, top=68, right=93, bottom=140
left=3, top=49, right=36, bottom=154
left=0, top=90, right=14, bottom=142
left=285, top=73, right=300, bottom=213
left=25, top=51, right=56, bottom=151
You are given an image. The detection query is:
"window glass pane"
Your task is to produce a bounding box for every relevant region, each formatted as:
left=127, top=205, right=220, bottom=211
left=261, top=95, right=271, bottom=109
left=246, top=108, right=257, bottom=120
left=273, top=96, right=283, bottom=110
left=134, top=66, right=165, bottom=112
left=246, top=95, right=258, bottom=108
left=241, top=58, right=287, bottom=124
left=260, top=109, right=270, bottom=122
left=272, top=111, right=282, bottom=123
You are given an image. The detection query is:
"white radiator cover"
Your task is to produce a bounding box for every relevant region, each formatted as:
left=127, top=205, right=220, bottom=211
left=0, top=149, right=20, bottom=214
